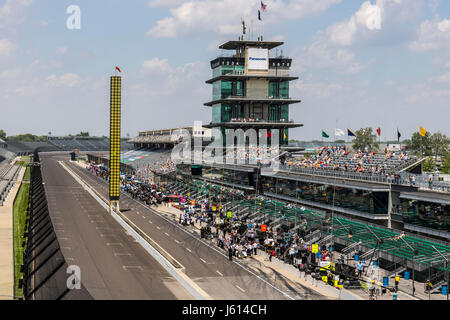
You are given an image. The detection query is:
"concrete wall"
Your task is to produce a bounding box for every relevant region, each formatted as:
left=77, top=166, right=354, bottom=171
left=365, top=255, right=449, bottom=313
left=246, top=79, right=268, bottom=99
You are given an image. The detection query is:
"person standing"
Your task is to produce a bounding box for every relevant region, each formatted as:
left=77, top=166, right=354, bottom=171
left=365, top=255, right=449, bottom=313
left=228, top=246, right=233, bottom=261
left=425, top=279, right=433, bottom=293
left=395, top=275, right=400, bottom=291
left=390, top=288, right=399, bottom=300
left=357, top=260, right=365, bottom=277
left=253, top=242, right=258, bottom=255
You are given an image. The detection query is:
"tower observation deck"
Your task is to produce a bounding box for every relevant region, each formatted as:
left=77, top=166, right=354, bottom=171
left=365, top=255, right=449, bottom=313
left=204, top=35, right=302, bottom=146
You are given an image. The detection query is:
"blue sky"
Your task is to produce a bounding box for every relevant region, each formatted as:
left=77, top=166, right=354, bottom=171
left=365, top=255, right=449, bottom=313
left=0, top=0, right=449, bottom=141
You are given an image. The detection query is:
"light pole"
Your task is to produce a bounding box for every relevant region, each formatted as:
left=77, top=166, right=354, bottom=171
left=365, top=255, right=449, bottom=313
left=400, top=237, right=416, bottom=296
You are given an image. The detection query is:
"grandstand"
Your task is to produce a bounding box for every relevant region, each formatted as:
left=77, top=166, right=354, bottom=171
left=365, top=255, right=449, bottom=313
left=164, top=177, right=450, bottom=292
left=47, top=136, right=134, bottom=152
left=0, top=136, right=135, bottom=156
left=86, top=148, right=174, bottom=180
left=0, top=150, right=21, bottom=205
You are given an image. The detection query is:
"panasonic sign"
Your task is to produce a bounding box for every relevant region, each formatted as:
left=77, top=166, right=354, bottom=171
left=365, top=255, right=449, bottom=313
left=247, top=48, right=269, bottom=71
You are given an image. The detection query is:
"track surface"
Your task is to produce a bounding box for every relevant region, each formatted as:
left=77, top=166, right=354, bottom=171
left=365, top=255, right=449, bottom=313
left=40, top=154, right=191, bottom=300
left=59, top=154, right=325, bottom=300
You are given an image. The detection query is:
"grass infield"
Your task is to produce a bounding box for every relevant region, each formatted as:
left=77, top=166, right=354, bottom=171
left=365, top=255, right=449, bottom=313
left=13, top=176, right=29, bottom=299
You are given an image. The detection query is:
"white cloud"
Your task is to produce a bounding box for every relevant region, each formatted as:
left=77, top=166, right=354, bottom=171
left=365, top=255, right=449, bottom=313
left=436, top=73, right=450, bottom=83
left=293, top=0, right=422, bottom=75
left=0, top=0, right=33, bottom=30
left=445, top=62, right=450, bottom=68
left=327, top=1, right=381, bottom=46
left=57, top=46, right=68, bottom=55
left=294, top=31, right=364, bottom=74
left=148, top=0, right=186, bottom=7
left=147, top=0, right=341, bottom=38
left=0, top=38, right=15, bottom=57
left=45, top=73, right=80, bottom=88
left=141, top=58, right=172, bottom=74
left=410, top=18, right=450, bottom=51
left=326, top=0, right=423, bottom=47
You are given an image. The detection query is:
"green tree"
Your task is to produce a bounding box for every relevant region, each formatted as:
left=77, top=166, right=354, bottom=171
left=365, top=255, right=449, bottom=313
left=405, top=132, right=432, bottom=157
left=6, top=134, right=39, bottom=142
left=0, top=129, right=6, bottom=140
left=422, top=157, right=437, bottom=172
left=430, top=132, right=449, bottom=160
left=352, top=127, right=379, bottom=151
left=441, top=152, right=450, bottom=174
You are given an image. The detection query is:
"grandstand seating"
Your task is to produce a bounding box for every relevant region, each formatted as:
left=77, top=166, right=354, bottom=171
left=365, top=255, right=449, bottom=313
left=0, top=161, right=20, bottom=205
left=47, top=137, right=134, bottom=152
left=166, top=177, right=450, bottom=272
left=285, top=151, right=417, bottom=175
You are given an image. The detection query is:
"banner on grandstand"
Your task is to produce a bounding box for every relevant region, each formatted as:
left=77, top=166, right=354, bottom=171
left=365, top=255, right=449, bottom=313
left=311, top=243, right=319, bottom=253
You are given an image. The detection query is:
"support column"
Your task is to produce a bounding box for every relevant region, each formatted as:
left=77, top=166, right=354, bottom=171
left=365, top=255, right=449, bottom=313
left=387, top=184, right=392, bottom=229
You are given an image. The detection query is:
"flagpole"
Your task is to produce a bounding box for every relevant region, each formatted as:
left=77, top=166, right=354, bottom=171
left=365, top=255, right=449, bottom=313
left=334, top=119, right=337, bottom=146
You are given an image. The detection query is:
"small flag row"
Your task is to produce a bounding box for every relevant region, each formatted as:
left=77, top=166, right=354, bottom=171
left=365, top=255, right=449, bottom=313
left=320, top=127, right=430, bottom=139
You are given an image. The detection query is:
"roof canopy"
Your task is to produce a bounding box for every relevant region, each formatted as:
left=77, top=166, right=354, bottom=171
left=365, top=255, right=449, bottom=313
left=219, top=40, right=283, bottom=50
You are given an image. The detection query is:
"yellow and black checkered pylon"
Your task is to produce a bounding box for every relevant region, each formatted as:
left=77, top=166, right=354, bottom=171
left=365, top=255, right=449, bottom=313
left=110, top=76, right=121, bottom=201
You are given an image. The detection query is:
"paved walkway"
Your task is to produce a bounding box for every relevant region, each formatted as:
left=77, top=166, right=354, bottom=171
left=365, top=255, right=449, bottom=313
left=0, top=164, right=25, bottom=300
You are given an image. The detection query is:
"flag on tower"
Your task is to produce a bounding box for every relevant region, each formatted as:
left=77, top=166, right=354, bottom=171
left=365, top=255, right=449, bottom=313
left=348, top=129, right=356, bottom=137
left=261, top=1, right=267, bottom=12
left=335, top=128, right=345, bottom=137
left=397, top=129, right=401, bottom=141
left=322, top=131, right=329, bottom=138
left=420, top=126, right=427, bottom=137
left=258, top=10, right=261, bottom=21
left=115, top=66, right=121, bottom=73
left=376, top=128, right=381, bottom=136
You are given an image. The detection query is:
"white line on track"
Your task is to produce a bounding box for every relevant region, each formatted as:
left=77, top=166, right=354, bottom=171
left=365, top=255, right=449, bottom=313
left=174, top=239, right=181, bottom=244
left=216, top=270, right=223, bottom=277
left=236, top=285, right=246, bottom=293
left=186, top=248, right=192, bottom=253
left=200, top=258, right=207, bottom=264
left=122, top=266, right=143, bottom=270
left=156, top=226, right=161, bottom=230
left=164, top=232, right=170, bottom=237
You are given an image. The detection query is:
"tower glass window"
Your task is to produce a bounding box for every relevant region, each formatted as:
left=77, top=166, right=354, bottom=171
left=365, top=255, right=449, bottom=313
left=280, top=105, right=289, bottom=121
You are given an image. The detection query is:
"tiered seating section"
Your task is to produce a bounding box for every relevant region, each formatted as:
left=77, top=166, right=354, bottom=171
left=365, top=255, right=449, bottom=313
left=285, top=146, right=417, bottom=174
left=47, top=137, right=134, bottom=152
